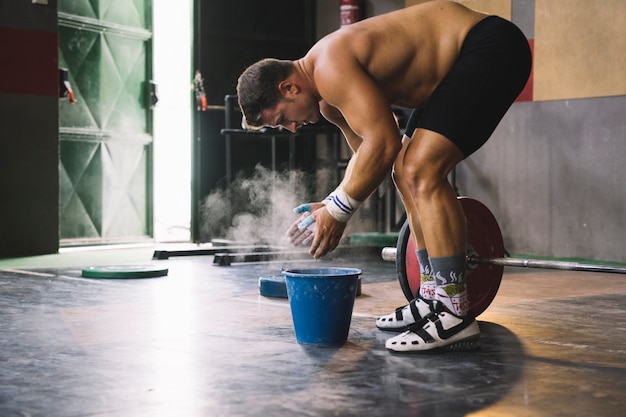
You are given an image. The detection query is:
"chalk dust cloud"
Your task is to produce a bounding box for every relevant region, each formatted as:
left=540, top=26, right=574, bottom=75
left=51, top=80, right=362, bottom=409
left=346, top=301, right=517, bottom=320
left=199, top=165, right=319, bottom=246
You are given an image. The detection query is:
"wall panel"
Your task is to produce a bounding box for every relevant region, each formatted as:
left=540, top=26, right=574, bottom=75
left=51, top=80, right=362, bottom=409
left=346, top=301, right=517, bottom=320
left=534, top=0, right=626, bottom=101
left=0, top=2, right=59, bottom=256
left=458, top=96, right=626, bottom=262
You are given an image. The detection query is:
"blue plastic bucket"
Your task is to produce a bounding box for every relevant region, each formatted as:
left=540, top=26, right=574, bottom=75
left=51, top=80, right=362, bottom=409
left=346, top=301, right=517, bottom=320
left=283, top=267, right=362, bottom=346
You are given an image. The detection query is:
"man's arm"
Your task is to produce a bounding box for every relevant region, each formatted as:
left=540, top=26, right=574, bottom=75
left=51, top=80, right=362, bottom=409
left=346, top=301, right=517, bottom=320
left=305, top=56, right=402, bottom=258
left=320, top=101, right=362, bottom=153
left=317, top=59, right=402, bottom=202
left=319, top=101, right=361, bottom=192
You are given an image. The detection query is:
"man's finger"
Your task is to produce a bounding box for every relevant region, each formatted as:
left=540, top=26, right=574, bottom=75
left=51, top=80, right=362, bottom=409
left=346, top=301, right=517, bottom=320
left=301, top=232, right=314, bottom=246
left=293, top=203, right=311, bottom=213
left=288, top=226, right=308, bottom=244
left=315, top=235, right=340, bottom=259
left=291, top=228, right=313, bottom=246
left=297, top=216, right=315, bottom=230
left=287, top=212, right=310, bottom=237
left=286, top=221, right=301, bottom=237
left=309, top=225, right=323, bottom=257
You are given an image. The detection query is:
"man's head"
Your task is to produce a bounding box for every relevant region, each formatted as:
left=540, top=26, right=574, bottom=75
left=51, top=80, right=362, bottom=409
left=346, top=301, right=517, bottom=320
left=237, top=58, right=295, bottom=129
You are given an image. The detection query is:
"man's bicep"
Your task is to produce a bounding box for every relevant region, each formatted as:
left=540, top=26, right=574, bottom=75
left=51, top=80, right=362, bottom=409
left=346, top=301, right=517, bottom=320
left=320, top=101, right=362, bottom=152
left=323, top=73, right=398, bottom=146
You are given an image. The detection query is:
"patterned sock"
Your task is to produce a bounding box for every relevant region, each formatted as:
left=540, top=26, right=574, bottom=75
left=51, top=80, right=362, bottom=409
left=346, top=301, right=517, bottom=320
left=430, top=253, right=469, bottom=316
left=416, top=249, right=435, bottom=300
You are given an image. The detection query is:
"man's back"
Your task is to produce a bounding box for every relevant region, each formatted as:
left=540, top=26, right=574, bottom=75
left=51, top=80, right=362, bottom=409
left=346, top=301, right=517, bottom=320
left=303, top=1, right=486, bottom=108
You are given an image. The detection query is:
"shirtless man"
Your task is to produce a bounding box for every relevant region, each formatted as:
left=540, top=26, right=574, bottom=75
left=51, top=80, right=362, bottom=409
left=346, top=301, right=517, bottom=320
left=236, top=0, right=531, bottom=353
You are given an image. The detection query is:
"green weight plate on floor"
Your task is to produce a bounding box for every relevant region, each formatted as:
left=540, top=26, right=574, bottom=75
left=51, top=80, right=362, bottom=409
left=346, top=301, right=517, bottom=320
left=81, top=265, right=169, bottom=279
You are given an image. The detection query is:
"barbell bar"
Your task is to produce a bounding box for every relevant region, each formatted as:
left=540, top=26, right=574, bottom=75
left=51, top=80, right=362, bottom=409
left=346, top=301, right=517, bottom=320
left=382, top=247, right=626, bottom=274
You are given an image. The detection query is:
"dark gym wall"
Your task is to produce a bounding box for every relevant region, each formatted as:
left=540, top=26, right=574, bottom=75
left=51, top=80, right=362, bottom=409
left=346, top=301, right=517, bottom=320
left=0, top=1, right=59, bottom=256
left=192, top=0, right=317, bottom=241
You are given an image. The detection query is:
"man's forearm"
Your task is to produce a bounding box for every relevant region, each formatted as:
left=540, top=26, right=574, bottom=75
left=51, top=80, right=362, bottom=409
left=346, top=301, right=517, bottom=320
left=338, top=139, right=400, bottom=203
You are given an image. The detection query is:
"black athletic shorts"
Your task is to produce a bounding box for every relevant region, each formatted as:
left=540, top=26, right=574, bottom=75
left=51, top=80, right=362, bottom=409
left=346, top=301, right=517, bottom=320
left=404, top=16, right=532, bottom=157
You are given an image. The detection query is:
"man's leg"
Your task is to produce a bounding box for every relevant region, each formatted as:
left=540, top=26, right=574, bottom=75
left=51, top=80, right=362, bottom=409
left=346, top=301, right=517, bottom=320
left=401, top=129, right=468, bottom=313
left=393, top=135, right=437, bottom=300
left=385, top=129, right=480, bottom=352
left=402, top=129, right=466, bottom=259
left=375, top=134, right=436, bottom=332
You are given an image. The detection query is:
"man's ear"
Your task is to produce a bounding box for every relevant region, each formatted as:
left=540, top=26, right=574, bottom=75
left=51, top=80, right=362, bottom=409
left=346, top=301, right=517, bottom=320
left=278, top=80, right=300, bottom=97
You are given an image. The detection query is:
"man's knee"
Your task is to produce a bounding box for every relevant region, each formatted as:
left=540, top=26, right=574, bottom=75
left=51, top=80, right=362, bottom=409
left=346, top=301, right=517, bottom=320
left=395, top=131, right=463, bottom=198
left=402, top=162, right=450, bottom=197
left=391, top=161, right=404, bottom=188
left=391, top=136, right=412, bottom=191
left=393, top=149, right=442, bottom=196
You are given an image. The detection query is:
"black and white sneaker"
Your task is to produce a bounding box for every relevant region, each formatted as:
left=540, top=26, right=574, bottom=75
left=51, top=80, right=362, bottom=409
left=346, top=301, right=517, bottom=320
left=385, top=302, right=480, bottom=353
left=376, top=296, right=434, bottom=332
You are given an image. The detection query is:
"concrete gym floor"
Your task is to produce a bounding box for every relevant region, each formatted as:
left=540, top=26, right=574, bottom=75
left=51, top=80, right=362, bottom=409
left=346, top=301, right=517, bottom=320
left=1, top=246, right=626, bottom=417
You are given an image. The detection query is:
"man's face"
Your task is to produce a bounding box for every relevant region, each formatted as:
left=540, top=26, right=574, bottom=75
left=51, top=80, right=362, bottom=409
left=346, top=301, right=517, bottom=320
left=260, top=94, right=320, bottom=133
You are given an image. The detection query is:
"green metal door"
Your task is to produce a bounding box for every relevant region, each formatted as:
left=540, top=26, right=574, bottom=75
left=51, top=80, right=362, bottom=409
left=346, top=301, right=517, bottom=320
left=58, top=0, right=153, bottom=245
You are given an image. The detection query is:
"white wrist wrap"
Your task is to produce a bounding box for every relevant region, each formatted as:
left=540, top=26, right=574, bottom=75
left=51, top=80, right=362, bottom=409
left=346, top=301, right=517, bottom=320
left=323, top=187, right=361, bottom=222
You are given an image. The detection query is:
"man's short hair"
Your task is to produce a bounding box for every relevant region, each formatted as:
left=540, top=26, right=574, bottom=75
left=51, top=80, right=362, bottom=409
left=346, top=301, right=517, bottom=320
left=236, top=58, right=294, bottom=128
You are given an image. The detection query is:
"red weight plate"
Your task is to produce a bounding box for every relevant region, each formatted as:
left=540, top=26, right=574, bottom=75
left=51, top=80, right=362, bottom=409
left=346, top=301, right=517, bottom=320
left=459, top=197, right=504, bottom=316
left=396, top=197, right=504, bottom=316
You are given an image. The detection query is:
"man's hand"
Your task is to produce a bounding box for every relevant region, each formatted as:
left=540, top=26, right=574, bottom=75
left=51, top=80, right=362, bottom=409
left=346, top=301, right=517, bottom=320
left=286, top=202, right=347, bottom=257
left=286, top=202, right=325, bottom=246
left=309, top=207, right=347, bottom=259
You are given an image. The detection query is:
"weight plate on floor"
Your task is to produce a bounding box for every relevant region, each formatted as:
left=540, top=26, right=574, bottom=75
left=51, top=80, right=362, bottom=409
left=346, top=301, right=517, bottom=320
left=396, top=197, right=504, bottom=316
left=259, top=275, right=289, bottom=298
left=81, top=265, right=169, bottom=279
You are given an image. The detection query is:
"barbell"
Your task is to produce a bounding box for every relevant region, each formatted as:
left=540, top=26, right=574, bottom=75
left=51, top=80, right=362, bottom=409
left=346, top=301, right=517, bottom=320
left=381, top=197, right=626, bottom=316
